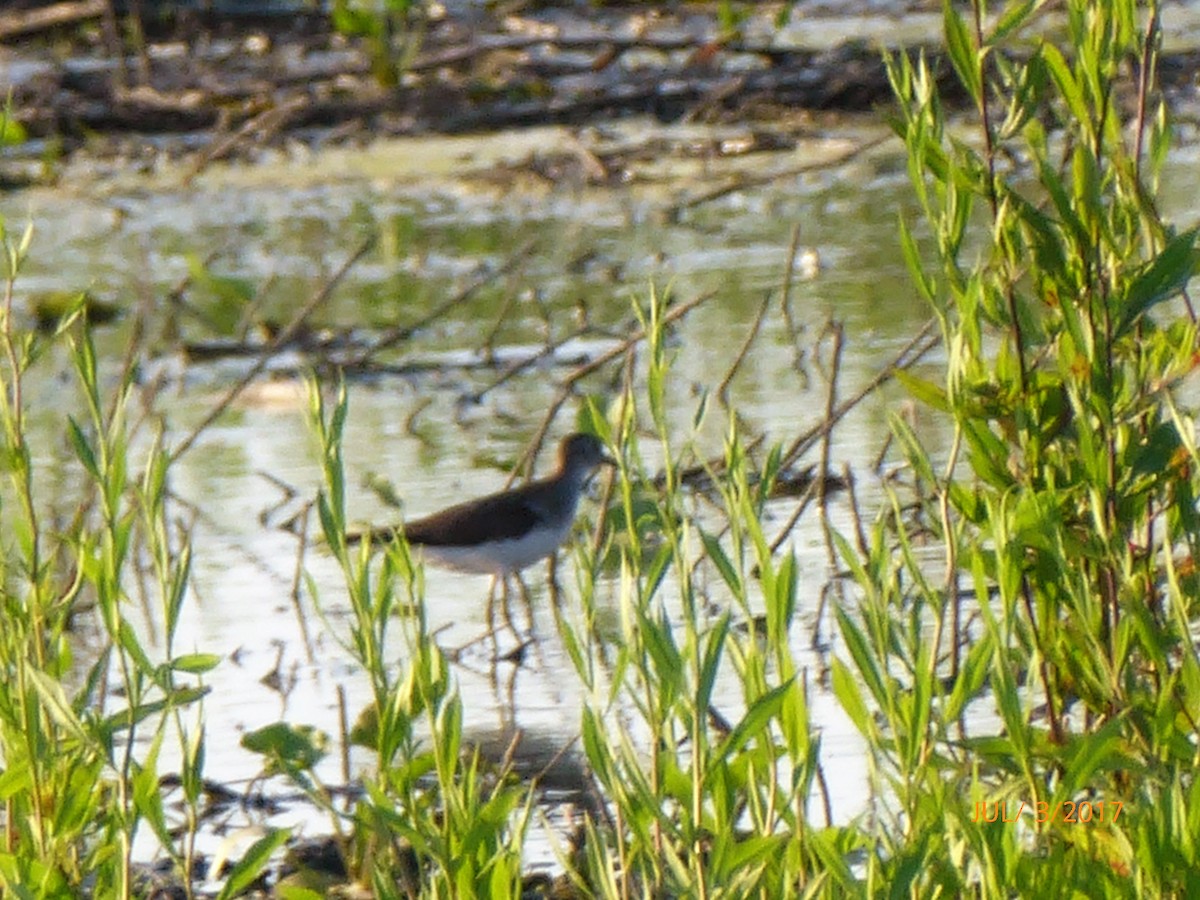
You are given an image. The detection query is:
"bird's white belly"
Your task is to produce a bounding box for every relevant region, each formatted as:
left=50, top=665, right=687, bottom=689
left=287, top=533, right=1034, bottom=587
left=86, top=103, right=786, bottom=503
left=418, top=522, right=571, bottom=576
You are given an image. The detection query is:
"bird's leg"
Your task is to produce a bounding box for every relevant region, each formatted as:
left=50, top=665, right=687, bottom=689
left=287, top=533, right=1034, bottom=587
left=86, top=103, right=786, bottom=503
left=548, top=550, right=563, bottom=602
left=499, top=575, right=522, bottom=641
left=489, top=656, right=518, bottom=730
left=485, top=574, right=501, bottom=651
left=514, top=572, right=536, bottom=638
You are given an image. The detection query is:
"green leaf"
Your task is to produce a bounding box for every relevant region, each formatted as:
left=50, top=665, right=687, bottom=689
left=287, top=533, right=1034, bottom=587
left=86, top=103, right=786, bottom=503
left=1040, top=44, right=1089, bottom=133
left=890, top=409, right=937, bottom=484
left=117, top=620, right=157, bottom=679
left=242, top=723, right=329, bottom=776
left=276, top=886, right=326, bottom=900
left=641, top=612, right=683, bottom=705
left=0, top=117, right=27, bottom=146
left=317, top=490, right=343, bottom=552
left=989, top=0, right=1038, bottom=43
left=899, top=215, right=936, bottom=306
left=943, top=1, right=981, bottom=104
left=331, top=5, right=383, bottom=38
left=580, top=706, right=616, bottom=787
left=1059, top=718, right=1133, bottom=794
left=1117, top=228, right=1200, bottom=337
left=67, top=416, right=99, bottom=479
left=716, top=679, right=794, bottom=762
left=171, top=653, right=222, bottom=675
left=697, top=613, right=729, bottom=714
left=700, top=530, right=741, bottom=595
left=26, top=670, right=94, bottom=749
left=944, top=631, right=992, bottom=722
left=835, top=606, right=889, bottom=713
left=215, top=828, right=292, bottom=900
left=0, top=765, right=32, bottom=800
left=717, top=833, right=785, bottom=881
left=831, top=657, right=872, bottom=738
left=894, top=369, right=950, bottom=413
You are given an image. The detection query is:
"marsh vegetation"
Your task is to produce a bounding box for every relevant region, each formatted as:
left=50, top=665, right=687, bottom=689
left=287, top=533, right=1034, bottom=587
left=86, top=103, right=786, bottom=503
left=1, top=1, right=1199, bottom=897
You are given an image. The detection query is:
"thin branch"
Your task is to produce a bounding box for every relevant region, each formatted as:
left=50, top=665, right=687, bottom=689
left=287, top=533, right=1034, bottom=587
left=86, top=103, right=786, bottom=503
left=343, top=238, right=537, bottom=370
left=716, top=290, right=773, bottom=404
left=169, top=233, right=376, bottom=463
left=511, top=290, right=718, bottom=487
left=781, top=319, right=940, bottom=469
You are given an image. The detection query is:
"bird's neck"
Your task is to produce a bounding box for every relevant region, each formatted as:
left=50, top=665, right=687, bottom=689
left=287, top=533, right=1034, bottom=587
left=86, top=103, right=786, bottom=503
left=557, top=464, right=593, bottom=492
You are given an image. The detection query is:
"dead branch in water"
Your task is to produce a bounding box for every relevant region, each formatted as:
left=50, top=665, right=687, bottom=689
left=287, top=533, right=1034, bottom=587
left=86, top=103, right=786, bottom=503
left=0, top=0, right=105, bottom=41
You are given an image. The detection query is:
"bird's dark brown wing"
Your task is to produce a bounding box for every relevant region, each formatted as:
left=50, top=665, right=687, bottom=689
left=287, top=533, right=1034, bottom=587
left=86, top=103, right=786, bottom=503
left=346, top=481, right=550, bottom=548
left=402, top=488, right=543, bottom=547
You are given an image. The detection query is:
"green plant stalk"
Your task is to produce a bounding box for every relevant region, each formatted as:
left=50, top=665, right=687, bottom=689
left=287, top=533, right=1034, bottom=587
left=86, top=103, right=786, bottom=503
left=560, top=289, right=827, bottom=896
left=0, top=221, right=49, bottom=865
left=308, top=376, right=534, bottom=894
left=0, top=218, right=214, bottom=895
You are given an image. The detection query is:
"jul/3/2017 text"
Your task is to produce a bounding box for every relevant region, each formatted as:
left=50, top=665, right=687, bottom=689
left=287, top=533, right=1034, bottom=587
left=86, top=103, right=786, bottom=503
left=971, top=799, right=1124, bottom=825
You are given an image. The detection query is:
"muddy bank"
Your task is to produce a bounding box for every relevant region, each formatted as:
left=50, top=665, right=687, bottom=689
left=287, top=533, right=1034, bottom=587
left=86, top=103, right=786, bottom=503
left=0, top=2, right=967, bottom=183
left=6, top=2, right=1199, bottom=186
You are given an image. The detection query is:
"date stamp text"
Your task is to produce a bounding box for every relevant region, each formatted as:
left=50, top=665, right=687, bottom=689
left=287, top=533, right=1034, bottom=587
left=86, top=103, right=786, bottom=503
left=972, top=799, right=1123, bottom=824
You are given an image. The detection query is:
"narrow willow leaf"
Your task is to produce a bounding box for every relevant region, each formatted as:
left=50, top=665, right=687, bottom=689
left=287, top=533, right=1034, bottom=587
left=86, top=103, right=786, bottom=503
left=831, top=656, right=872, bottom=738
left=26, top=670, right=94, bottom=749
left=944, top=631, right=993, bottom=722
left=894, top=369, right=950, bottom=413
left=717, top=833, right=785, bottom=882
left=1037, top=157, right=1089, bottom=249
left=117, top=620, right=157, bottom=680
left=770, top=552, right=798, bottom=633
left=316, top=490, right=342, bottom=551
left=170, top=653, right=222, bottom=675
left=0, top=767, right=31, bottom=801
left=641, top=608, right=682, bottom=689
left=990, top=0, right=1038, bottom=43
left=700, top=530, right=741, bottom=595
left=1040, top=43, right=1089, bottom=130
left=943, top=1, right=981, bottom=104
left=697, top=613, right=729, bottom=714
left=214, top=828, right=292, bottom=900
left=581, top=706, right=616, bottom=786
left=1060, top=718, right=1131, bottom=793
left=835, top=605, right=890, bottom=712
left=132, top=730, right=174, bottom=851
left=899, top=215, right=936, bottom=305
left=67, top=416, right=99, bottom=478
left=715, top=678, right=794, bottom=761
left=890, top=409, right=937, bottom=484
left=1117, top=228, right=1200, bottom=337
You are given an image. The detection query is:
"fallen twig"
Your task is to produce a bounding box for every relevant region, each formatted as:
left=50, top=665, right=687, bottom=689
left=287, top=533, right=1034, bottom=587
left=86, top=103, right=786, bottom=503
left=182, top=95, right=310, bottom=186
left=0, top=0, right=105, bottom=41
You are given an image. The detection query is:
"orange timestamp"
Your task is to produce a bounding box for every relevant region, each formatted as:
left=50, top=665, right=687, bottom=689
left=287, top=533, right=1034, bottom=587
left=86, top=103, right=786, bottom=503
left=971, top=799, right=1124, bottom=825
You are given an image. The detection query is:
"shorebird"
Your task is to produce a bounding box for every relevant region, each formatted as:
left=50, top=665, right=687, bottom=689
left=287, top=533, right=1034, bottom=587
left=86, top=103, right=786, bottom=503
left=349, top=433, right=614, bottom=634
